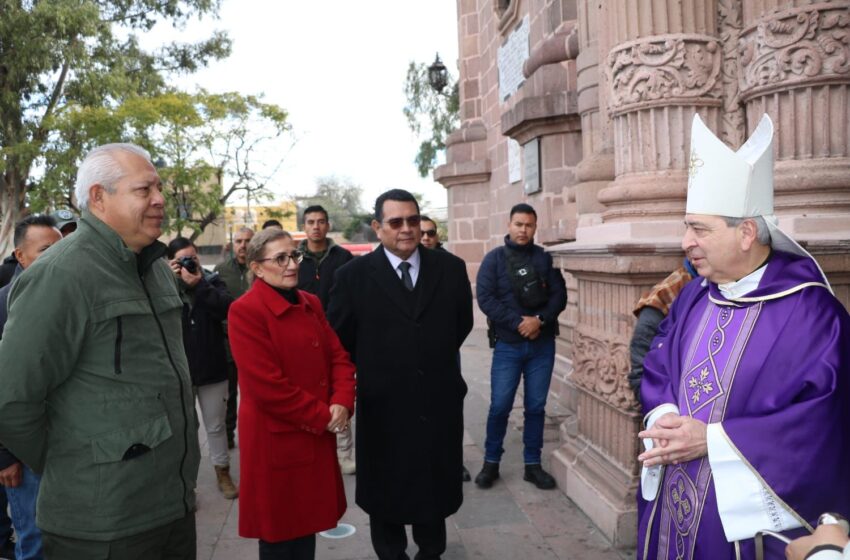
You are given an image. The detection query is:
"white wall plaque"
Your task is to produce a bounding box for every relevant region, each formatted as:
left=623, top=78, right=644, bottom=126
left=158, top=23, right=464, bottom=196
left=508, top=139, right=521, bottom=184
left=523, top=138, right=541, bottom=194
left=497, top=15, right=529, bottom=101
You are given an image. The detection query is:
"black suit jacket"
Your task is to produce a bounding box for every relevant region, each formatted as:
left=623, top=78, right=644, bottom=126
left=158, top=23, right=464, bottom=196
left=327, top=245, right=473, bottom=523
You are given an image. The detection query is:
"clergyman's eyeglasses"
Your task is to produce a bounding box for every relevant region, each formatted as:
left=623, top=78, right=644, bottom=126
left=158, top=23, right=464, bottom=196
left=257, top=250, right=304, bottom=268
left=383, top=215, right=421, bottom=230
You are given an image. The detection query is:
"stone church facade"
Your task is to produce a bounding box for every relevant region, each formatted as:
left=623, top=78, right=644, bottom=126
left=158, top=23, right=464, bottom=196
left=436, top=0, right=850, bottom=548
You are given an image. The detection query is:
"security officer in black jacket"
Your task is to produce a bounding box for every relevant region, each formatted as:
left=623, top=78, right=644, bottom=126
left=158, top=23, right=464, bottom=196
left=296, top=205, right=353, bottom=310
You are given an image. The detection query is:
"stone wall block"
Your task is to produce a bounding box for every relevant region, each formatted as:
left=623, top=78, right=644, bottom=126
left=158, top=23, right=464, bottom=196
left=542, top=134, right=566, bottom=168
left=450, top=240, right=486, bottom=264
left=472, top=217, right=490, bottom=240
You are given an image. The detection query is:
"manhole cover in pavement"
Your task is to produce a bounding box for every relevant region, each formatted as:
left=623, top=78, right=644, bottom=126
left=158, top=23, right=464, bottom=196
left=319, top=523, right=356, bottom=539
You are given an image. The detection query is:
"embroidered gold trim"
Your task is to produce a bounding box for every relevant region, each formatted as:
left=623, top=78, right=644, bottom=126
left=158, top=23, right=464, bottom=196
left=709, top=282, right=829, bottom=306
left=716, top=424, right=814, bottom=532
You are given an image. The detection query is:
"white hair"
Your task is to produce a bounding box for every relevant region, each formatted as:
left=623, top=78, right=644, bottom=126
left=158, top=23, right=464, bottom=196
left=74, top=143, right=153, bottom=209
left=723, top=215, right=771, bottom=245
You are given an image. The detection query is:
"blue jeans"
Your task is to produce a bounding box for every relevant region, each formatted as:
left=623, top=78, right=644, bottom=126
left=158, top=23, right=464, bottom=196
left=5, top=464, right=43, bottom=560
left=484, top=337, right=556, bottom=465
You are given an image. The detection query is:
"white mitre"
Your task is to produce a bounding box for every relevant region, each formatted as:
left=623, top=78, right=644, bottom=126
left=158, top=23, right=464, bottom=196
left=686, top=113, right=831, bottom=290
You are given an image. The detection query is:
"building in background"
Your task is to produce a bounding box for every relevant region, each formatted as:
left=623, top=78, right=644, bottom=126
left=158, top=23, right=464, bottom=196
left=438, top=0, right=850, bottom=548
left=224, top=202, right=299, bottom=235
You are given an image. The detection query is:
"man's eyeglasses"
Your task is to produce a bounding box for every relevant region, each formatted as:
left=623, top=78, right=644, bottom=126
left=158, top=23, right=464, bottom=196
left=256, top=250, right=304, bottom=268
left=421, top=229, right=438, bottom=238
left=383, top=215, right=421, bottom=230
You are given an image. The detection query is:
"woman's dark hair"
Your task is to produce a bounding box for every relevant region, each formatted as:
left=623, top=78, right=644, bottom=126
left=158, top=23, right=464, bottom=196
left=167, top=237, right=195, bottom=259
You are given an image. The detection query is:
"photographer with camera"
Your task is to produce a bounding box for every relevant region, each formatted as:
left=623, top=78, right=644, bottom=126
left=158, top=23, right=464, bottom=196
left=474, top=203, right=566, bottom=490
left=167, top=237, right=238, bottom=500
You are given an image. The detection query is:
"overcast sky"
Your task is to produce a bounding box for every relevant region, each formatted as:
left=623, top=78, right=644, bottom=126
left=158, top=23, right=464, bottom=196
left=146, top=1, right=459, bottom=213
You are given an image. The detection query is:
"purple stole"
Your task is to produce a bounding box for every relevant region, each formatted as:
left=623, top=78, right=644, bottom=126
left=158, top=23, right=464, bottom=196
left=652, top=300, right=762, bottom=560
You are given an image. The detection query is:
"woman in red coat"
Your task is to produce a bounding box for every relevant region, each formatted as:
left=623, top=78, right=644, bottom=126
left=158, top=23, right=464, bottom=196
left=228, top=228, right=356, bottom=560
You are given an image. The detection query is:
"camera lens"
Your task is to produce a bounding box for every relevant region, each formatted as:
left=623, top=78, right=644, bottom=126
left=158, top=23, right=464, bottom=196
left=178, top=256, right=198, bottom=274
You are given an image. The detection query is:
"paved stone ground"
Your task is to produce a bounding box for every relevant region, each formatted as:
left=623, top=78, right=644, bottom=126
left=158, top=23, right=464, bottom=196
left=195, top=328, right=636, bottom=560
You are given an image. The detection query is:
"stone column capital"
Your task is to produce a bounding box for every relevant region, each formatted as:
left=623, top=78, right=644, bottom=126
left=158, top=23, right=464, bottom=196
left=738, top=4, right=850, bottom=102
left=607, top=33, right=723, bottom=116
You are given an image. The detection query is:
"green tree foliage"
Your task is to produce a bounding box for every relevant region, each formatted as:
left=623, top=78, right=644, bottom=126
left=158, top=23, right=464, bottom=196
left=342, top=212, right=377, bottom=243
left=402, top=61, right=460, bottom=178
left=0, top=0, right=231, bottom=252
left=143, top=91, right=291, bottom=240
left=295, top=176, right=366, bottom=236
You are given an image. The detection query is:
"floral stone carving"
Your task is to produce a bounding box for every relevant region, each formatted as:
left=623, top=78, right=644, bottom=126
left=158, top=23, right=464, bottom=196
left=608, top=34, right=722, bottom=115
left=572, top=327, right=638, bottom=412
left=738, top=4, right=850, bottom=100
left=718, top=0, right=746, bottom=147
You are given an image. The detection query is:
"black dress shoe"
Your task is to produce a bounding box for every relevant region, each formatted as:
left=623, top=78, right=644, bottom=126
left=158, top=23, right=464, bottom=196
left=474, top=461, right=500, bottom=489
left=462, top=465, right=471, bottom=482
left=523, top=464, right=556, bottom=489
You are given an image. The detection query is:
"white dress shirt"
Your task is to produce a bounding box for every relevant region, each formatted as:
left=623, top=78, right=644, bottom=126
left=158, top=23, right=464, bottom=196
left=383, top=247, right=420, bottom=288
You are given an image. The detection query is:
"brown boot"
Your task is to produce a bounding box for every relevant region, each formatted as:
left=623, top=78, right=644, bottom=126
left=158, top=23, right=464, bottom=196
left=215, top=465, right=239, bottom=499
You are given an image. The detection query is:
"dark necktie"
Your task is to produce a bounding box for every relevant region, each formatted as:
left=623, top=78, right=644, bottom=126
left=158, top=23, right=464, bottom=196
left=398, top=262, right=414, bottom=291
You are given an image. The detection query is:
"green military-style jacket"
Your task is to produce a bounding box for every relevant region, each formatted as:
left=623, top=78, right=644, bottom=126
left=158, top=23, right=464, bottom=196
left=214, top=256, right=250, bottom=300
left=0, top=211, right=200, bottom=540
left=213, top=255, right=250, bottom=362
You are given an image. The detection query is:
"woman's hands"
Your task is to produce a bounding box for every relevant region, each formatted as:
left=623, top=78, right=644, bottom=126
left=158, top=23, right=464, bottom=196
left=169, top=257, right=203, bottom=287
left=326, top=404, right=350, bottom=433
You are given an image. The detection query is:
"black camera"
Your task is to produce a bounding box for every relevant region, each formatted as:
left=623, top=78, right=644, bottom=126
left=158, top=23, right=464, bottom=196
left=177, top=256, right=198, bottom=274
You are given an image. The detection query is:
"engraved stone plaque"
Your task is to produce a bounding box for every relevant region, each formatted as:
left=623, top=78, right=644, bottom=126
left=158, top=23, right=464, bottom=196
left=523, top=138, right=541, bottom=194
left=508, top=139, right=521, bottom=184
left=497, top=15, right=529, bottom=101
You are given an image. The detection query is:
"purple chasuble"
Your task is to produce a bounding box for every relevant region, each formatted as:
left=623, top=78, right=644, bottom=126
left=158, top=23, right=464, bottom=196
left=638, top=251, right=850, bottom=560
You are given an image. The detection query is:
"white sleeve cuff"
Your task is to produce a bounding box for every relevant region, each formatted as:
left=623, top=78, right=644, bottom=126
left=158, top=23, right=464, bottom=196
left=706, top=423, right=801, bottom=542
left=644, top=403, right=679, bottom=430
left=640, top=403, right=679, bottom=501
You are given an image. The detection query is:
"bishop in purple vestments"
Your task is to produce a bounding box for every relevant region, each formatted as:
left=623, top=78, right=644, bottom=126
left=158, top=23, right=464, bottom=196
left=636, top=114, right=850, bottom=560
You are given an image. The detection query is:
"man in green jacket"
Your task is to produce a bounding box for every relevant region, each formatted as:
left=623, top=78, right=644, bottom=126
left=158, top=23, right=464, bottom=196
left=214, top=225, right=253, bottom=448
left=0, top=143, right=200, bottom=559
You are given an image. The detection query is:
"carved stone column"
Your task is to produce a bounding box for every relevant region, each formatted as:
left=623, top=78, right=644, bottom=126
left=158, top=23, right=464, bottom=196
left=573, top=0, right=615, bottom=229
left=548, top=0, right=724, bottom=549
left=597, top=1, right=722, bottom=235
left=737, top=1, right=850, bottom=307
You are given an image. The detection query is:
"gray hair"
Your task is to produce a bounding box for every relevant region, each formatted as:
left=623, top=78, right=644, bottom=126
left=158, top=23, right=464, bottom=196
left=723, top=216, right=771, bottom=245
left=74, top=143, right=152, bottom=210
left=246, top=228, right=293, bottom=265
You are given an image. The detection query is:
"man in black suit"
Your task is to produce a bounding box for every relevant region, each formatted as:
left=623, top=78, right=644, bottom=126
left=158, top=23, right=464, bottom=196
left=327, top=189, right=473, bottom=560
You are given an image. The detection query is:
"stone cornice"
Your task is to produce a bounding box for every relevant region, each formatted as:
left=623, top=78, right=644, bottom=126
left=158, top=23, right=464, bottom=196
left=501, top=91, right=581, bottom=144
left=445, top=121, right=487, bottom=146
left=433, top=159, right=492, bottom=189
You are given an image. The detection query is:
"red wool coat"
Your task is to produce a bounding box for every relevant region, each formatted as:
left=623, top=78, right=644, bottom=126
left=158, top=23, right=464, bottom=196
left=228, top=279, right=356, bottom=542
